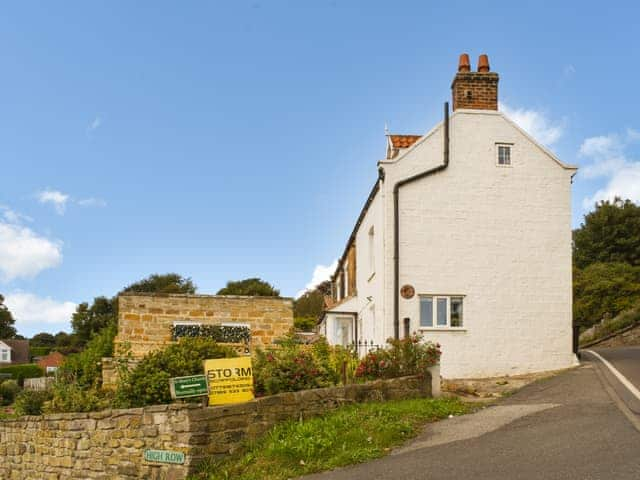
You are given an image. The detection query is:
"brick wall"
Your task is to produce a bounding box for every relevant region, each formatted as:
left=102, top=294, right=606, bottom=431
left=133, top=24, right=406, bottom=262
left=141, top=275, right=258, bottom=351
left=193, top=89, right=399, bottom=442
left=451, top=72, right=499, bottom=111
left=116, top=294, right=294, bottom=358
left=0, top=375, right=431, bottom=480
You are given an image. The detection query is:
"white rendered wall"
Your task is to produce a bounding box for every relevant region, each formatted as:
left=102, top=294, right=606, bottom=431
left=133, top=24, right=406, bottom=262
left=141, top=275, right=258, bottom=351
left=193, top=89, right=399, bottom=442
left=381, top=110, right=576, bottom=378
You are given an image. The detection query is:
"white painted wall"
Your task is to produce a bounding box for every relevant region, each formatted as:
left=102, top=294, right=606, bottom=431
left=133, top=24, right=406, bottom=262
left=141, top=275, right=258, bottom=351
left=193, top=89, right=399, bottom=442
left=382, top=109, right=576, bottom=378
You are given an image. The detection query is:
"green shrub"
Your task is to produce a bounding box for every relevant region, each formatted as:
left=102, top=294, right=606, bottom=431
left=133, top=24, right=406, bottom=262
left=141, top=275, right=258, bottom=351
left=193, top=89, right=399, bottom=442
left=29, top=346, right=52, bottom=357
left=116, top=337, right=237, bottom=407
left=293, top=317, right=316, bottom=332
left=0, top=379, right=21, bottom=405
left=13, top=389, right=52, bottom=416
left=57, top=323, right=116, bottom=389
left=0, top=364, right=44, bottom=386
left=253, top=337, right=339, bottom=396
left=355, top=335, right=441, bottom=381
left=580, top=305, right=640, bottom=345
left=45, top=382, right=112, bottom=413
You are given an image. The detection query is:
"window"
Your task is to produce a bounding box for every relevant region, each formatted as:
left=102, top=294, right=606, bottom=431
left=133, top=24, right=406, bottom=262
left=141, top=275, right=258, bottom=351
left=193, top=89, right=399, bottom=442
left=497, top=144, right=511, bottom=166
left=0, top=349, right=8, bottom=362
left=419, top=296, right=464, bottom=328
left=368, top=226, right=375, bottom=276
left=335, top=317, right=353, bottom=347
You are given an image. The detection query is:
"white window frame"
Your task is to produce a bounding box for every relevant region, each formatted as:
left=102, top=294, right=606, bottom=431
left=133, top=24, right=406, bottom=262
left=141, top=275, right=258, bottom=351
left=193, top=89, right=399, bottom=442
left=0, top=348, right=9, bottom=362
left=496, top=143, right=513, bottom=167
left=172, top=320, right=202, bottom=328
left=418, top=295, right=466, bottom=330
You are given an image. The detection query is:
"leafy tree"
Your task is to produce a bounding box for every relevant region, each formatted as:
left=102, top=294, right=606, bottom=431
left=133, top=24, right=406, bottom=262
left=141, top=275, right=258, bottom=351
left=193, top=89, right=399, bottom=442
left=217, top=278, right=280, bottom=297
left=54, top=331, right=81, bottom=355
left=71, top=296, right=117, bottom=346
left=30, top=332, right=56, bottom=348
left=0, top=294, right=17, bottom=339
left=573, top=198, right=640, bottom=269
left=573, top=262, right=640, bottom=328
left=120, top=273, right=196, bottom=295
left=294, top=281, right=330, bottom=318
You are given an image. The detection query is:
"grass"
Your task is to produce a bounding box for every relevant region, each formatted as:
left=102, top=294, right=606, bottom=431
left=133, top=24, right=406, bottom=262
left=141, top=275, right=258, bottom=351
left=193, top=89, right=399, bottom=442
left=190, top=397, right=475, bottom=480
left=580, top=305, right=640, bottom=346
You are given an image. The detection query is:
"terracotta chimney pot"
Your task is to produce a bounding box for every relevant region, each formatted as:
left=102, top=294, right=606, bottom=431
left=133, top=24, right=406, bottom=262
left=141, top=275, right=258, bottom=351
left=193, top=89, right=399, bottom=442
left=477, top=54, right=490, bottom=72
left=458, top=53, right=471, bottom=72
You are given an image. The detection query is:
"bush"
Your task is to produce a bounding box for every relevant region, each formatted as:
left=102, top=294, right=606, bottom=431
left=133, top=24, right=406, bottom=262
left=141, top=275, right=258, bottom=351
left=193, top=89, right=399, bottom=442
left=580, top=305, right=640, bottom=345
left=116, top=337, right=237, bottom=407
left=29, top=346, right=52, bottom=357
left=293, top=317, right=316, bottom=332
left=253, top=337, right=339, bottom=396
left=0, top=379, right=21, bottom=405
left=57, top=323, right=116, bottom=389
left=13, top=389, right=52, bottom=416
left=0, top=364, right=44, bottom=386
left=355, top=335, right=441, bottom=381
left=46, top=381, right=112, bottom=413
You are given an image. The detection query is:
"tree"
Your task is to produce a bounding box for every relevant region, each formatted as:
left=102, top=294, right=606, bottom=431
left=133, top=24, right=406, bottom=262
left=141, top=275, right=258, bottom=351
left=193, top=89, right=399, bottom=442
left=0, top=294, right=17, bottom=339
left=120, top=273, right=197, bottom=295
left=217, top=278, right=280, bottom=297
left=30, top=332, right=56, bottom=348
left=573, top=262, right=640, bottom=328
left=71, top=296, right=117, bottom=346
left=573, top=198, right=640, bottom=269
left=293, top=281, right=331, bottom=331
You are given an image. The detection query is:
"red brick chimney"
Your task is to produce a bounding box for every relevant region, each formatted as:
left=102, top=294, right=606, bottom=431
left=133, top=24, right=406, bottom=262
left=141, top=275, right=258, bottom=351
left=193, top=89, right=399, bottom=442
left=451, top=53, right=499, bottom=111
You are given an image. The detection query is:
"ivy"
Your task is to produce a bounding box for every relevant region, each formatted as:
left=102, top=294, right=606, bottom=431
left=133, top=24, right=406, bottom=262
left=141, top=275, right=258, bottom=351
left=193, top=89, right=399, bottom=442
left=170, top=324, right=251, bottom=344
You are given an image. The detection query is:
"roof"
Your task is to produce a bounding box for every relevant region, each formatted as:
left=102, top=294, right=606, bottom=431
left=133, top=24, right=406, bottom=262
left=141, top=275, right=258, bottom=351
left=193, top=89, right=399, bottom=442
left=2, top=339, right=30, bottom=364
left=388, top=135, right=422, bottom=149
left=37, top=351, right=65, bottom=368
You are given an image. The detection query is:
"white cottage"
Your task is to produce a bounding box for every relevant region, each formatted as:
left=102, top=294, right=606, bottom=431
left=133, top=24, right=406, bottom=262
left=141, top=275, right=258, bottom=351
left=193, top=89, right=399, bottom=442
left=319, top=53, right=578, bottom=379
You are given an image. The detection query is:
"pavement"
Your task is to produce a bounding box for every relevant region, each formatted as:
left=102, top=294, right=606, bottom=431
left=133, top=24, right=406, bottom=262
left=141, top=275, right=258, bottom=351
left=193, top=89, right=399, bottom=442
left=301, top=352, right=640, bottom=480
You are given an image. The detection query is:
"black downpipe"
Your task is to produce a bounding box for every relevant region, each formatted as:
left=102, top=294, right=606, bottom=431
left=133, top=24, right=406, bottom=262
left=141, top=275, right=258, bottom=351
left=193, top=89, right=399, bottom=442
left=393, top=102, right=450, bottom=339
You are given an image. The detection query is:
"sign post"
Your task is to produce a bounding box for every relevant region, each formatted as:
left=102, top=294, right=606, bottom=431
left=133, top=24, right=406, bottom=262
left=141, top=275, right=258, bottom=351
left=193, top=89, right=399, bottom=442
left=169, top=374, right=209, bottom=400
left=203, top=356, right=254, bottom=405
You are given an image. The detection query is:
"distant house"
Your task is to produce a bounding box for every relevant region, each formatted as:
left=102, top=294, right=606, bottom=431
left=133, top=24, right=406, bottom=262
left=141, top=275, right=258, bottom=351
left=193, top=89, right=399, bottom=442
left=37, top=351, right=66, bottom=374
left=0, top=339, right=30, bottom=365
left=319, top=53, right=577, bottom=379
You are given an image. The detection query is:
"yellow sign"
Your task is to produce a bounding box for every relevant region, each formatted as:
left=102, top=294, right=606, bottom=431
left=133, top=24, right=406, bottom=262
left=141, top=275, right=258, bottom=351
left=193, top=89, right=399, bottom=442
left=204, top=357, right=254, bottom=405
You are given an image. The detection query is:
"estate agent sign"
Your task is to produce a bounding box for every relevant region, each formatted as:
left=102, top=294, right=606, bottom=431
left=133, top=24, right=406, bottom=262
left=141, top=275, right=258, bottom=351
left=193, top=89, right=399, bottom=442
left=169, top=374, right=209, bottom=400
left=204, top=356, right=254, bottom=405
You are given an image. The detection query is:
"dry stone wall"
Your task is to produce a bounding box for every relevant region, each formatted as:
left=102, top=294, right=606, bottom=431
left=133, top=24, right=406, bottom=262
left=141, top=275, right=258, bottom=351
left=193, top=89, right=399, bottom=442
left=116, top=293, right=294, bottom=358
left=0, top=375, right=431, bottom=480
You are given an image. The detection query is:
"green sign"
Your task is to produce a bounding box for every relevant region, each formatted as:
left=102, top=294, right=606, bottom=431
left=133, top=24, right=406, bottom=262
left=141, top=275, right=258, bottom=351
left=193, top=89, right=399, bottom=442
left=169, top=374, right=209, bottom=399
left=144, top=449, right=185, bottom=465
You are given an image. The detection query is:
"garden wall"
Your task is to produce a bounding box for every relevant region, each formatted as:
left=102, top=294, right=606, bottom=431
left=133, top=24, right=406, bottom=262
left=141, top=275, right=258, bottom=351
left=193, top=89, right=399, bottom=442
left=0, top=374, right=432, bottom=480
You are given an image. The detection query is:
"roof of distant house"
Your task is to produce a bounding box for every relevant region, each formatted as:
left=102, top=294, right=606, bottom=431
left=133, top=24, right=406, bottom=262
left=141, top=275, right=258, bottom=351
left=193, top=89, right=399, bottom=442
left=388, top=134, right=422, bottom=149
left=1, top=339, right=30, bottom=364
left=36, top=351, right=65, bottom=369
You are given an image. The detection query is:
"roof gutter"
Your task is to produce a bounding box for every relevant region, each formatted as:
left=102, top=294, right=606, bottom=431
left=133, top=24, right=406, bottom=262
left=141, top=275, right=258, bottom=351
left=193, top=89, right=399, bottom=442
left=393, top=102, right=450, bottom=339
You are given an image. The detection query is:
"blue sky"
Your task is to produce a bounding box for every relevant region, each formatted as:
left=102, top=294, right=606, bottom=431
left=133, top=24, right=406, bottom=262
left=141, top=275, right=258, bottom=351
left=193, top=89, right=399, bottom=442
left=1, top=1, right=639, bottom=336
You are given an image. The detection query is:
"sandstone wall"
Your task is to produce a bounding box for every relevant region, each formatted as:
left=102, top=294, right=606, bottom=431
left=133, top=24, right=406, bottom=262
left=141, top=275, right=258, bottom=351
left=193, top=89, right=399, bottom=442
left=116, top=294, right=294, bottom=358
left=0, top=375, right=431, bottom=480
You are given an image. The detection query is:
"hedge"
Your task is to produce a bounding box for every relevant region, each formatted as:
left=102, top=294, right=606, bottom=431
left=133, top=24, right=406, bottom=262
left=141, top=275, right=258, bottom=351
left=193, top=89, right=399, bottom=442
left=0, top=364, right=44, bottom=385
left=170, top=324, right=251, bottom=344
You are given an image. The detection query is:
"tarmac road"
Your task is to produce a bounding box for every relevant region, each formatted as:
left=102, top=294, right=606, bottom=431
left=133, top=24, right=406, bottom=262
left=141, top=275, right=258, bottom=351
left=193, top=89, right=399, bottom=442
left=301, top=359, right=640, bottom=480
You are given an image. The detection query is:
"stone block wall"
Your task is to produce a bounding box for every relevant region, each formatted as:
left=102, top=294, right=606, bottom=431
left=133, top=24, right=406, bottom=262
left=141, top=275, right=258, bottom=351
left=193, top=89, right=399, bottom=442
left=583, top=323, right=640, bottom=349
left=116, top=293, right=294, bottom=358
left=0, top=375, right=431, bottom=479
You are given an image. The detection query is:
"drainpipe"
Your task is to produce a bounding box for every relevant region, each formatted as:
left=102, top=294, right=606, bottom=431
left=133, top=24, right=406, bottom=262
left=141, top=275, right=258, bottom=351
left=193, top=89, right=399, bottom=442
left=393, top=102, right=450, bottom=339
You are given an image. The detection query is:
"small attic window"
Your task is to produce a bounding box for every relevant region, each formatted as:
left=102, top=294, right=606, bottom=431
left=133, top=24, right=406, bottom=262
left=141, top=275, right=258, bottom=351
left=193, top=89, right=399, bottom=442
left=496, top=144, right=512, bottom=166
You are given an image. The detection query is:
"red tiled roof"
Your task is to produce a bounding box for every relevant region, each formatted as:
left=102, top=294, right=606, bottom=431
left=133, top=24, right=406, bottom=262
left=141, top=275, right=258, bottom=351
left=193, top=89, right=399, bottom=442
left=389, top=135, right=422, bottom=149
left=37, top=351, right=65, bottom=368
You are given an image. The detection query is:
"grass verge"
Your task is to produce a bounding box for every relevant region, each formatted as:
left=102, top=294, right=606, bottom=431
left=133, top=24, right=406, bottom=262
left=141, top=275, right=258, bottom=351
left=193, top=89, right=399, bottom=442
left=190, top=397, right=474, bottom=480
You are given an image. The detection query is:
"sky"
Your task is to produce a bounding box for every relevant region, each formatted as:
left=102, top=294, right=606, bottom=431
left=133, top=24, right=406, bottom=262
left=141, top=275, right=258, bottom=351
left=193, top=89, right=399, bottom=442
left=1, top=1, right=639, bottom=336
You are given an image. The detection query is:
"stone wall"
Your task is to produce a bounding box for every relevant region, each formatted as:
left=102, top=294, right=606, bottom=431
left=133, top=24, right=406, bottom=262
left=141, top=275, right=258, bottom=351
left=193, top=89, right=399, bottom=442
left=582, top=323, right=640, bottom=349
left=116, top=293, right=294, bottom=358
left=0, top=375, right=431, bottom=480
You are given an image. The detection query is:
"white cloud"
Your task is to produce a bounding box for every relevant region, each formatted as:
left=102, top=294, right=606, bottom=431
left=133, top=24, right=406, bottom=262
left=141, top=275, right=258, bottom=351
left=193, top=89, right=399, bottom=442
left=579, top=130, right=640, bottom=209
left=0, top=206, right=32, bottom=224
left=37, top=189, right=69, bottom=215
left=77, top=197, right=107, bottom=208
left=500, top=102, right=564, bottom=146
left=296, top=260, right=337, bottom=298
left=3, top=292, right=76, bottom=335
left=87, top=116, right=102, bottom=133
left=0, top=222, right=62, bottom=281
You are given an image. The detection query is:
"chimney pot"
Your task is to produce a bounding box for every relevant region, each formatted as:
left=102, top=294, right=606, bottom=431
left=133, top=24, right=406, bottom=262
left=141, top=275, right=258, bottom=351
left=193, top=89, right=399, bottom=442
left=477, top=54, right=490, bottom=72
left=458, top=53, right=471, bottom=72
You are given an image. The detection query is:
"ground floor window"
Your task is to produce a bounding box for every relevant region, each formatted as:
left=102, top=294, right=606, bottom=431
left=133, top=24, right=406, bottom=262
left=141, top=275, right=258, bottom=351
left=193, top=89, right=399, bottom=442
left=335, top=316, right=353, bottom=347
left=419, top=295, right=464, bottom=328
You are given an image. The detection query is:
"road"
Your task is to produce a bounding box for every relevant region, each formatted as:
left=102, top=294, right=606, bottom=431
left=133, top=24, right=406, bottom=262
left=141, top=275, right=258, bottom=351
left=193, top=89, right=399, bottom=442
left=302, top=352, right=640, bottom=480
